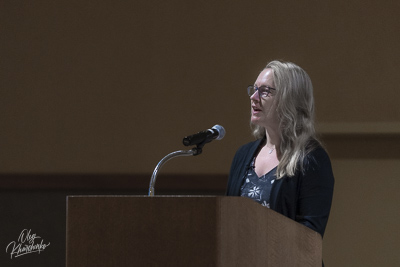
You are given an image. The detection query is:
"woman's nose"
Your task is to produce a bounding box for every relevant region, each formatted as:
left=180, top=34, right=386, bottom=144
left=250, top=91, right=259, bottom=101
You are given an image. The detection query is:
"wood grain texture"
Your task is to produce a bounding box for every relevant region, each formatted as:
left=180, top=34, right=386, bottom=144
left=66, top=196, right=322, bottom=267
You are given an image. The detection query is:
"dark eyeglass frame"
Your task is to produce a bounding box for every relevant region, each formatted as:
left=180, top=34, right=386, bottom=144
left=247, top=85, right=276, bottom=99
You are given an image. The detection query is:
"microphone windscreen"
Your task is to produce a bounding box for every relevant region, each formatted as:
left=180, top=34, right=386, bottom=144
left=212, top=125, right=226, bottom=140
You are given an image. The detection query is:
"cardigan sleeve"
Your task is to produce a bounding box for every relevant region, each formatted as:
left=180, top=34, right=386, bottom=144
left=226, top=140, right=262, bottom=196
left=295, top=147, right=335, bottom=237
left=226, top=144, right=249, bottom=196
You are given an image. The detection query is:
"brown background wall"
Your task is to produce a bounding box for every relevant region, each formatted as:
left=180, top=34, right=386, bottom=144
left=1, top=1, right=399, bottom=266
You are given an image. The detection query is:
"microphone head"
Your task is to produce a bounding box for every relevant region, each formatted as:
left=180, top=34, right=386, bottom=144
left=212, top=124, right=226, bottom=140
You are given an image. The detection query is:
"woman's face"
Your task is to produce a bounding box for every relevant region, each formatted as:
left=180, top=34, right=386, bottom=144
left=250, top=68, right=279, bottom=128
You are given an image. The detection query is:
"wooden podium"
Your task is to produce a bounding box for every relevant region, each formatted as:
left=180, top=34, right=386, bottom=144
left=66, top=196, right=322, bottom=267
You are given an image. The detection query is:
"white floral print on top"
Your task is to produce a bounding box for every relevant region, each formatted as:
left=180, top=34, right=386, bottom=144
left=240, top=158, right=276, bottom=208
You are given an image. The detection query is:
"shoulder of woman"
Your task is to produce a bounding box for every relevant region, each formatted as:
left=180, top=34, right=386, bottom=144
left=303, top=143, right=332, bottom=170
left=237, top=139, right=262, bottom=152
left=232, top=139, right=263, bottom=160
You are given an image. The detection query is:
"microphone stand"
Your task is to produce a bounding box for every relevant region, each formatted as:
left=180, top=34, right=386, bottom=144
left=148, top=144, right=205, bottom=196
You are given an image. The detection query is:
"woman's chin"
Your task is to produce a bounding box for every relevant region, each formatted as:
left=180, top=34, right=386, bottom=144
left=250, top=117, right=263, bottom=126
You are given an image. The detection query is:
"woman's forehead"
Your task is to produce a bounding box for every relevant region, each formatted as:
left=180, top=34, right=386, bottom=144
left=256, top=68, right=274, bottom=86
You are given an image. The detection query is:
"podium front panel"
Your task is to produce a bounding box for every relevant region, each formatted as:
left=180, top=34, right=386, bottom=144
left=66, top=196, right=321, bottom=267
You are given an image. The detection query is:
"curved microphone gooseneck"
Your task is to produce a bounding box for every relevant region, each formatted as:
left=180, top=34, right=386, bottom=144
left=148, top=125, right=225, bottom=196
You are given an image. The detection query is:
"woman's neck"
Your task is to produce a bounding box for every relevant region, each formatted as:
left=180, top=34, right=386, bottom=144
left=264, top=127, right=280, bottom=148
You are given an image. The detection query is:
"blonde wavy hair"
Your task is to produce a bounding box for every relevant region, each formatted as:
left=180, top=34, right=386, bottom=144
left=252, top=60, right=320, bottom=178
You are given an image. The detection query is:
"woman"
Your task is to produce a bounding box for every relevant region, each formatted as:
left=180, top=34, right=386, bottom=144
left=226, top=60, right=334, bottom=238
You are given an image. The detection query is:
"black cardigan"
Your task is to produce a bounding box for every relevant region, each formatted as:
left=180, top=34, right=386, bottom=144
left=226, top=139, right=334, bottom=237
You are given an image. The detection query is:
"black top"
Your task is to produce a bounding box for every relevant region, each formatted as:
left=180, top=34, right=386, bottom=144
left=240, top=157, right=276, bottom=208
left=226, top=139, right=335, bottom=237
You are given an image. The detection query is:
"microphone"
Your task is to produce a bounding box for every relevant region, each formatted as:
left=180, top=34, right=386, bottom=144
left=183, top=125, right=226, bottom=146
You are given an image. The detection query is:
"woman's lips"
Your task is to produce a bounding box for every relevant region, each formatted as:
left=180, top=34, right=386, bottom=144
left=252, top=106, right=262, bottom=116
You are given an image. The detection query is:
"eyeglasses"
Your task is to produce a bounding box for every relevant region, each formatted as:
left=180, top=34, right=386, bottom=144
left=247, top=85, right=276, bottom=99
